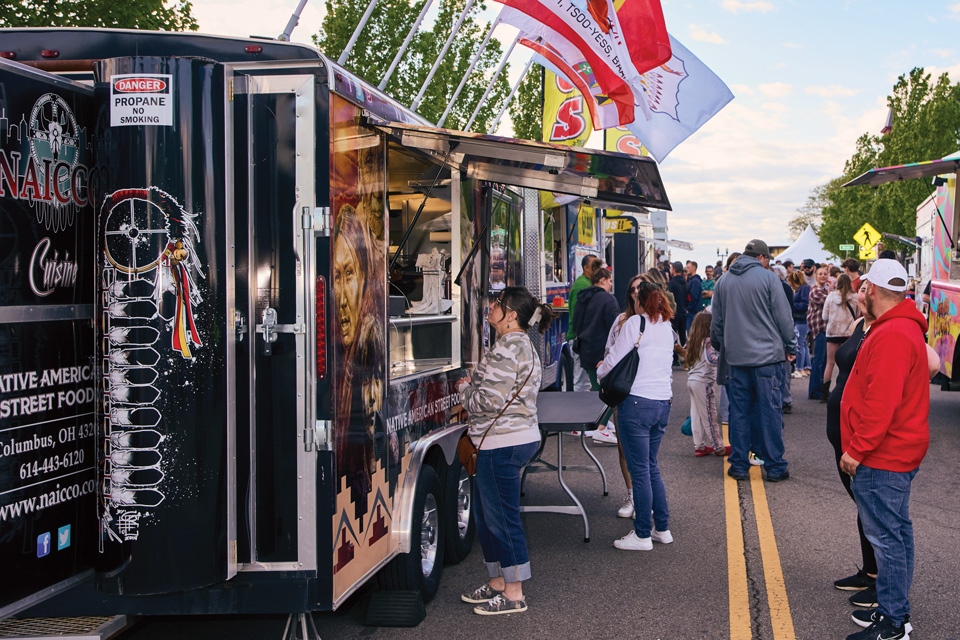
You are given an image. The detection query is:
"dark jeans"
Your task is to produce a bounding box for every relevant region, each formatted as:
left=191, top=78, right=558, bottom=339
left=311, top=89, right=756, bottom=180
left=672, top=315, right=687, bottom=347
left=808, top=332, right=827, bottom=399
left=728, top=363, right=787, bottom=478
left=851, top=465, right=919, bottom=625
left=473, top=442, right=540, bottom=582
left=617, top=395, right=671, bottom=537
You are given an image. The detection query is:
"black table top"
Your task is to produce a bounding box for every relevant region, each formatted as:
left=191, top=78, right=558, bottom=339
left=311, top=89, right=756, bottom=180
left=536, top=392, right=608, bottom=431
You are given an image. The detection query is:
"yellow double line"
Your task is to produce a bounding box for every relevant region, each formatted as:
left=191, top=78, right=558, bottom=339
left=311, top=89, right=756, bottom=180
left=723, top=424, right=796, bottom=640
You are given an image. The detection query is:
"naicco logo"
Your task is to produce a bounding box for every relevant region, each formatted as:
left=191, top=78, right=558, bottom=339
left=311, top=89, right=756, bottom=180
left=113, top=78, right=168, bottom=93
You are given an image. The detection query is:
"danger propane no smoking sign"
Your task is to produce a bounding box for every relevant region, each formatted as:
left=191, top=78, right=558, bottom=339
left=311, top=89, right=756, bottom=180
left=110, top=74, right=173, bottom=126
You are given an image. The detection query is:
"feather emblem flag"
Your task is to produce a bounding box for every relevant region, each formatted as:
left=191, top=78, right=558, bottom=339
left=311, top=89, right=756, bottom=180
left=497, top=0, right=671, bottom=123
left=881, top=106, right=893, bottom=136
left=625, top=35, right=734, bottom=162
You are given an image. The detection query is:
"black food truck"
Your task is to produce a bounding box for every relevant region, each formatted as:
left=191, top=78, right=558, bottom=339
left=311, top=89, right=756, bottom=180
left=0, top=28, right=671, bottom=620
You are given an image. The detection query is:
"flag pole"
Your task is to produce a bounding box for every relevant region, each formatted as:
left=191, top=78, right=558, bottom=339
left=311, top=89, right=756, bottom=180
left=379, top=0, right=435, bottom=91
left=277, top=0, right=310, bottom=41
left=465, top=36, right=518, bottom=130
left=338, top=0, right=380, bottom=65
left=411, top=0, right=477, bottom=110
left=489, top=55, right=534, bottom=133
left=437, top=15, right=500, bottom=128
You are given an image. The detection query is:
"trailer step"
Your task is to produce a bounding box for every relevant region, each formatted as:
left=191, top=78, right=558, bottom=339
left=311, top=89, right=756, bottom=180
left=0, top=616, right=131, bottom=640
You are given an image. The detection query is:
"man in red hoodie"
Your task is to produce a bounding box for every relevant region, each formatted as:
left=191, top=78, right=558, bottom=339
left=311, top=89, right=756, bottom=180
left=840, top=259, right=929, bottom=640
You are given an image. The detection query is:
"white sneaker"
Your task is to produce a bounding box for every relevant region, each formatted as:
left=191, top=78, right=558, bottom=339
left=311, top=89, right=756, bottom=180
left=650, top=529, right=673, bottom=544
left=613, top=531, right=653, bottom=551
left=617, top=497, right=635, bottom=519
left=749, top=452, right=765, bottom=466
left=592, top=430, right=618, bottom=445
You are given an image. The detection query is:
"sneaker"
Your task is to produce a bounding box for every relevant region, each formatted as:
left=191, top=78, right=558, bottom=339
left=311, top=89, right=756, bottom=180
left=782, top=403, right=793, bottom=414
left=835, top=568, right=876, bottom=591
left=461, top=583, right=503, bottom=604
left=749, top=452, right=765, bottom=466
left=849, top=586, right=878, bottom=608
left=714, top=445, right=731, bottom=457
left=852, top=610, right=913, bottom=634
left=650, top=529, right=673, bottom=544
left=845, top=612, right=909, bottom=639
left=791, top=371, right=804, bottom=379
left=617, top=496, right=635, bottom=519
left=592, top=429, right=618, bottom=445
left=695, top=447, right=715, bottom=457
left=613, top=531, right=653, bottom=551
left=473, top=593, right=527, bottom=615
left=765, top=471, right=790, bottom=483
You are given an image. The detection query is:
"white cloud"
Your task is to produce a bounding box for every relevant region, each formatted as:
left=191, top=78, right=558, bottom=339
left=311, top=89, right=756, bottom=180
left=193, top=0, right=327, bottom=45
left=928, top=48, right=955, bottom=58
left=949, top=2, right=960, bottom=13
left=804, top=85, right=859, bottom=98
left=926, top=62, right=960, bottom=83
left=782, top=42, right=803, bottom=49
left=689, top=24, right=726, bottom=44
left=721, top=0, right=775, bottom=13
left=758, top=82, right=794, bottom=97
left=730, top=84, right=754, bottom=96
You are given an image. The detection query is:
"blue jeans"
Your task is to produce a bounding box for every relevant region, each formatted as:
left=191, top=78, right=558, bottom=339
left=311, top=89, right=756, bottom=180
left=473, top=442, right=540, bottom=582
left=794, top=322, right=811, bottom=371
left=808, top=332, right=827, bottom=399
left=617, top=395, right=671, bottom=537
left=851, top=465, right=919, bottom=624
left=728, top=364, right=787, bottom=478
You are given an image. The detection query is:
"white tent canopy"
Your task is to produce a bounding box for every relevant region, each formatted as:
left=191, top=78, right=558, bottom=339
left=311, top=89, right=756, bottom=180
left=774, top=225, right=837, bottom=265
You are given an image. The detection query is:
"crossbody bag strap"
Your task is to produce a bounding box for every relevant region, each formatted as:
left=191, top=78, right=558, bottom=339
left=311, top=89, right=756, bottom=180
left=476, top=343, right=536, bottom=453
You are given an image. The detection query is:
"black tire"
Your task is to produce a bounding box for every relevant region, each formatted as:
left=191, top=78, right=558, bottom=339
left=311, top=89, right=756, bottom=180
left=439, top=454, right=475, bottom=565
left=379, top=465, right=445, bottom=602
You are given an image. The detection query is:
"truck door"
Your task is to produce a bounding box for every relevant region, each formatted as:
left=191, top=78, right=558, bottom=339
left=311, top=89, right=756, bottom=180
left=229, top=66, right=322, bottom=571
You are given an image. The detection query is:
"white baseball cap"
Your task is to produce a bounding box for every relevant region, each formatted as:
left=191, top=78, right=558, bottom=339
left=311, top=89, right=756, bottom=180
left=862, top=258, right=908, bottom=292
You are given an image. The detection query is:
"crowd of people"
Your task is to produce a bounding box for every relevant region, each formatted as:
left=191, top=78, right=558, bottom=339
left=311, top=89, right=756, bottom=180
left=457, top=242, right=934, bottom=639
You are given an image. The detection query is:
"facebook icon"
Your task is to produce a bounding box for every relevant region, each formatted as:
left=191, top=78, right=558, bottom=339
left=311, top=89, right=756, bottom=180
left=37, top=532, right=51, bottom=558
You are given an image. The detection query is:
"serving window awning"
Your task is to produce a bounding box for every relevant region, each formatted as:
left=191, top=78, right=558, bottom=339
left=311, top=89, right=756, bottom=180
left=364, top=115, right=672, bottom=211
left=843, top=157, right=960, bottom=187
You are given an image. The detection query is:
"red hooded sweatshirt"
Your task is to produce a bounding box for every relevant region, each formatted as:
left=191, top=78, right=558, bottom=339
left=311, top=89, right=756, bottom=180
left=840, top=299, right=929, bottom=472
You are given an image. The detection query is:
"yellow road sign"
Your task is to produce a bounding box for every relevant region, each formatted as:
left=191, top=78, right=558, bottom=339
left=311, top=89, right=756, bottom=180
left=859, top=245, right=877, bottom=260
left=853, top=223, right=881, bottom=249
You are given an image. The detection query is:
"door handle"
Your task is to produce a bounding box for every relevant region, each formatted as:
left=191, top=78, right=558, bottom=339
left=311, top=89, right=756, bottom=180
left=255, top=307, right=305, bottom=356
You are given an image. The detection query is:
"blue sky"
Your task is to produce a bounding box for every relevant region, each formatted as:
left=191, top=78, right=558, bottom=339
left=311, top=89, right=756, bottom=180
left=193, top=0, right=960, bottom=271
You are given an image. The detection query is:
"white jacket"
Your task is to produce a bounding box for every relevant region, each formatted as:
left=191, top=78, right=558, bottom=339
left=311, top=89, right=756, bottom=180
left=822, top=290, right=859, bottom=338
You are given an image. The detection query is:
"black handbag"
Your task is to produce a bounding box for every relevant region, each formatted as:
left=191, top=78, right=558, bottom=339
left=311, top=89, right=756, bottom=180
left=598, top=317, right=645, bottom=407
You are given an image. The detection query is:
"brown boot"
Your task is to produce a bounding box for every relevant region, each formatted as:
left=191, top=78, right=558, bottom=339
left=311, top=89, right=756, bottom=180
left=820, top=381, right=831, bottom=403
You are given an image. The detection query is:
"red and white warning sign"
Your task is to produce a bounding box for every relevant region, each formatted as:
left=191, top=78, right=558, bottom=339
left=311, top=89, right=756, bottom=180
left=110, top=74, right=173, bottom=127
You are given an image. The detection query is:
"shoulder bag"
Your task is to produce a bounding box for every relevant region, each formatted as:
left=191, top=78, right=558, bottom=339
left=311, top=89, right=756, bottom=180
left=457, top=347, right=536, bottom=476
left=598, top=316, right=646, bottom=407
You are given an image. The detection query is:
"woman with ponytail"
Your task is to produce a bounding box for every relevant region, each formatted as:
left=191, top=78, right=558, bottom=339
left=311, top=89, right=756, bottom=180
left=597, top=281, right=675, bottom=551
left=457, top=286, right=555, bottom=615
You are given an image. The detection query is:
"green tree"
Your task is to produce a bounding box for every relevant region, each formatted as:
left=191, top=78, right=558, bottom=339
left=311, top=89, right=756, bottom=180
left=509, top=65, right=543, bottom=141
left=0, top=0, right=198, bottom=30
left=820, top=68, right=960, bottom=254
left=315, top=0, right=509, bottom=132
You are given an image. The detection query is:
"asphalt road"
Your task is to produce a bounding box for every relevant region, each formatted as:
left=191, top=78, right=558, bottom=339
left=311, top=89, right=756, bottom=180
left=116, top=372, right=960, bottom=640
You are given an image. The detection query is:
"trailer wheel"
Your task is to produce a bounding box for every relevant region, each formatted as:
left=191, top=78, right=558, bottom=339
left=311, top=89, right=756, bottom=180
left=440, top=455, right=475, bottom=565
left=380, top=465, right=445, bottom=602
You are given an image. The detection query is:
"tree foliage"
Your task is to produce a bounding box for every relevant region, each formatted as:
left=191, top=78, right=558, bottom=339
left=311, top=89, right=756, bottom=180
left=820, top=68, right=960, bottom=255
left=315, top=0, right=509, bottom=132
left=0, top=0, right=198, bottom=30
left=509, top=65, right=543, bottom=141
left=788, top=177, right=843, bottom=239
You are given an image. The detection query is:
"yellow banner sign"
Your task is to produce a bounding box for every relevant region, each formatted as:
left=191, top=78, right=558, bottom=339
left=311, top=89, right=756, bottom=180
left=578, top=204, right=596, bottom=245
left=603, top=217, right=634, bottom=233
left=604, top=126, right=646, bottom=156
left=542, top=70, right=593, bottom=147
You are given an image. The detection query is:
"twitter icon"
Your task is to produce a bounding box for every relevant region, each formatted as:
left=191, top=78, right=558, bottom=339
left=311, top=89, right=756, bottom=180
left=57, top=525, right=71, bottom=551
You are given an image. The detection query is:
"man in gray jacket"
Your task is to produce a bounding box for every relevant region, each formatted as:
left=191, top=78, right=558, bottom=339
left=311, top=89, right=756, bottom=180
left=711, top=240, right=798, bottom=482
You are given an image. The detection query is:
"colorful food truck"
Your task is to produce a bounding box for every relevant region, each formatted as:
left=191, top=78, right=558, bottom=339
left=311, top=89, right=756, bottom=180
left=0, top=29, right=671, bottom=620
left=844, top=153, right=960, bottom=388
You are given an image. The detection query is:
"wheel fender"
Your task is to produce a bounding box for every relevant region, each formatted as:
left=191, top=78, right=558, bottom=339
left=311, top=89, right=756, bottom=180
left=395, top=422, right=466, bottom=554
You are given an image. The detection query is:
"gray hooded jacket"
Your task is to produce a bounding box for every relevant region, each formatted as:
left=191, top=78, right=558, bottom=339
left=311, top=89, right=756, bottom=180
left=710, top=255, right=798, bottom=369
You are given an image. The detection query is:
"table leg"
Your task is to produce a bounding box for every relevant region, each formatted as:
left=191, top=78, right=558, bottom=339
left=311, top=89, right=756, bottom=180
left=555, top=433, right=590, bottom=543
left=579, top=432, right=608, bottom=496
